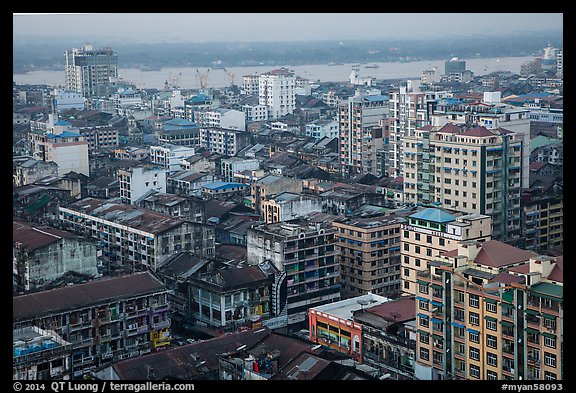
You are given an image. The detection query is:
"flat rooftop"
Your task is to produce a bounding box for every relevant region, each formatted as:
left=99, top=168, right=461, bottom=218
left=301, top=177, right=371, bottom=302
left=312, top=293, right=390, bottom=321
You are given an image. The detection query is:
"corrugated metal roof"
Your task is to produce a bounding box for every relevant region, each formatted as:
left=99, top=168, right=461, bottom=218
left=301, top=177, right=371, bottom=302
left=13, top=272, right=165, bottom=322
left=409, top=208, right=455, bottom=223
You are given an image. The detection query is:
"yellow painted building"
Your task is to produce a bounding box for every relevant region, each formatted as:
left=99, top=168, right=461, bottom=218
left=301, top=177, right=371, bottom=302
left=414, top=240, right=562, bottom=380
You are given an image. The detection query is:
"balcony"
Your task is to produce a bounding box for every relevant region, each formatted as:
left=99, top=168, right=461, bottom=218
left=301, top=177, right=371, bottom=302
left=527, top=355, right=540, bottom=366
left=151, top=319, right=170, bottom=330
left=502, top=343, right=515, bottom=356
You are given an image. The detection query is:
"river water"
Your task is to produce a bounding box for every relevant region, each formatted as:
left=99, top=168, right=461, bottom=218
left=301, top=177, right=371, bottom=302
left=13, top=56, right=534, bottom=90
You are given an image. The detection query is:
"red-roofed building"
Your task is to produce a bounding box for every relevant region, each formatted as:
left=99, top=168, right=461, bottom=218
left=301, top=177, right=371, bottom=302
left=352, top=296, right=418, bottom=379
left=403, top=119, right=525, bottom=244
left=414, top=240, right=562, bottom=380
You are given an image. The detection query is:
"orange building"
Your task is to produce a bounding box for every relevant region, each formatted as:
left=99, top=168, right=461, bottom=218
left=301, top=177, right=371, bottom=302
left=308, top=293, right=389, bottom=362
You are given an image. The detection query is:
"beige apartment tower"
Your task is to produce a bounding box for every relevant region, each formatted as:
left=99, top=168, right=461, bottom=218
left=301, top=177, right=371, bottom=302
left=400, top=207, right=491, bottom=296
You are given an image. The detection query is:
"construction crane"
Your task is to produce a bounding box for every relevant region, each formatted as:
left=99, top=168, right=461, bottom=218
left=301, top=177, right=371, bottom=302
left=223, top=68, right=235, bottom=87
left=196, top=68, right=210, bottom=90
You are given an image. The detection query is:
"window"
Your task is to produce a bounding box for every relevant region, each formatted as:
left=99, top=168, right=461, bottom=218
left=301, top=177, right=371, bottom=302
left=544, top=336, right=556, bottom=349
left=403, top=230, right=409, bottom=238
left=419, top=316, right=429, bottom=327
left=415, top=258, right=421, bottom=267
left=469, top=347, right=480, bottom=361
left=419, top=332, right=429, bottom=344
left=544, top=352, right=557, bottom=368
left=404, top=243, right=409, bottom=251
left=404, top=268, right=410, bottom=277
left=469, top=364, right=480, bottom=379
left=415, top=233, right=421, bottom=241
left=420, top=348, right=429, bottom=361
left=439, top=238, right=445, bottom=246
left=487, top=370, right=498, bottom=380
left=426, top=235, right=432, bottom=244
left=419, top=300, right=429, bottom=310
left=469, top=294, right=479, bottom=308
left=544, top=371, right=557, bottom=380
left=484, top=334, right=497, bottom=349
left=469, top=331, right=480, bottom=343
left=404, top=256, right=410, bottom=264
left=469, top=312, right=479, bottom=326
left=426, top=248, right=432, bottom=257
left=486, top=302, right=497, bottom=313
left=415, top=246, right=421, bottom=254
left=486, top=319, right=497, bottom=331
left=487, top=352, right=498, bottom=367
left=419, top=284, right=429, bottom=294
left=404, top=281, right=410, bottom=289
left=544, top=318, right=556, bottom=330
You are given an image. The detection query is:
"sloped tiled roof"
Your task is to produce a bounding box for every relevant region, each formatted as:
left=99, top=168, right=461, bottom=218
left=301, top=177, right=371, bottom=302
left=460, top=126, right=494, bottom=137
left=547, top=255, right=563, bottom=283
left=438, top=123, right=461, bottom=134
left=364, top=297, right=416, bottom=323
left=13, top=221, right=76, bottom=251
left=473, top=240, right=535, bottom=268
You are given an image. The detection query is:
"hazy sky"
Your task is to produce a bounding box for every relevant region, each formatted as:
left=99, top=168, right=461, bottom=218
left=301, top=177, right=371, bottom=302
left=13, top=13, right=563, bottom=43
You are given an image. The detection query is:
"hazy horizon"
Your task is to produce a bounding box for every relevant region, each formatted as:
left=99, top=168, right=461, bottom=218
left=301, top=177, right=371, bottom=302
left=13, top=13, right=563, bottom=44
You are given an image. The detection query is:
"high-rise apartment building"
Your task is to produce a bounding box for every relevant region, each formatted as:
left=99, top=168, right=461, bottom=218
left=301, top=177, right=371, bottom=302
left=64, top=43, right=118, bottom=97
left=444, top=57, right=466, bottom=74
left=338, top=92, right=388, bottom=177
left=258, top=68, right=295, bottom=120
left=387, top=82, right=451, bottom=177
left=414, top=240, right=562, bottom=380
left=242, top=73, right=260, bottom=96
left=400, top=208, right=491, bottom=296
left=333, top=215, right=406, bottom=299
left=403, top=124, right=523, bottom=243
left=430, top=94, right=531, bottom=190
left=246, top=214, right=340, bottom=330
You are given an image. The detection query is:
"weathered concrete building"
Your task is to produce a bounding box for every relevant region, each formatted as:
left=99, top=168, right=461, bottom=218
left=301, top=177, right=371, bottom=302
left=249, top=174, right=302, bottom=213
left=13, top=220, right=99, bottom=293
left=247, top=212, right=341, bottom=331
left=261, top=192, right=323, bottom=224
left=13, top=326, right=73, bottom=380
left=13, top=272, right=170, bottom=379
left=58, top=197, right=215, bottom=272
left=13, top=157, right=59, bottom=188
left=137, top=191, right=206, bottom=224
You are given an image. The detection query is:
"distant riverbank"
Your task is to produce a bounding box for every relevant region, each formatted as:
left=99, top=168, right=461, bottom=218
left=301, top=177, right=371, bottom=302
left=13, top=56, right=534, bottom=90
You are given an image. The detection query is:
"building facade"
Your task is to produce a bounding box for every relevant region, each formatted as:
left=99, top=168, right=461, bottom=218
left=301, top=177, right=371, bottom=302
left=308, top=293, right=391, bottom=363
left=247, top=216, right=340, bottom=330
left=258, top=68, right=296, bottom=120
left=333, top=215, right=406, bottom=299
left=149, top=145, right=195, bottom=174
left=220, top=157, right=260, bottom=182
left=118, top=165, right=167, bottom=205
left=13, top=221, right=99, bottom=293
left=261, top=192, right=322, bottom=224
left=199, top=127, right=250, bottom=156
left=13, top=272, right=171, bottom=379
left=400, top=208, right=492, bottom=296
left=59, top=197, right=215, bottom=272
left=414, top=241, right=561, bottom=380
left=403, top=124, right=522, bottom=243
left=13, top=326, right=73, bottom=380
left=339, top=92, right=388, bottom=177
left=64, top=44, right=118, bottom=97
